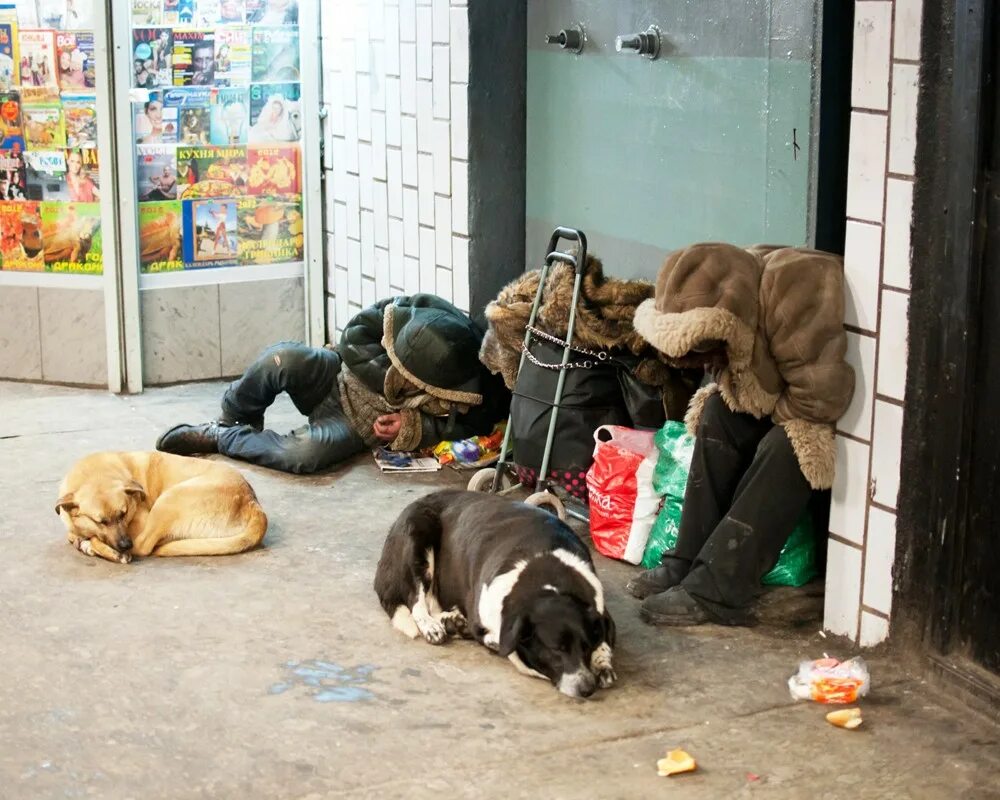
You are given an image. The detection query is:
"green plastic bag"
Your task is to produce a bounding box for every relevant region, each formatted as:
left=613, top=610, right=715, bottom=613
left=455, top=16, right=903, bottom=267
left=640, top=421, right=818, bottom=587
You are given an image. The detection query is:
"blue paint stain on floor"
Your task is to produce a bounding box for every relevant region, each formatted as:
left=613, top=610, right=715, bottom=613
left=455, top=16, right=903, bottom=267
left=269, top=660, right=378, bottom=702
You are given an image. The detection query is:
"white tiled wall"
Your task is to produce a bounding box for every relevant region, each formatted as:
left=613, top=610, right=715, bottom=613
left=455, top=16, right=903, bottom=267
left=824, top=0, right=921, bottom=644
left=321, top=0, right=471, bottom=343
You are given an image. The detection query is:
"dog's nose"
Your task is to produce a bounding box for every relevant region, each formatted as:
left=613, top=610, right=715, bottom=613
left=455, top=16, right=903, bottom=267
left=117, top=537, right=133, bottom=551
left=578, top=679, right=597, bottom=699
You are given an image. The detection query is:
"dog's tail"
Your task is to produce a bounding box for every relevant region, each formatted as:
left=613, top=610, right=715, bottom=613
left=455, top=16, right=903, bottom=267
left=373, top=494, right=446, bottom=621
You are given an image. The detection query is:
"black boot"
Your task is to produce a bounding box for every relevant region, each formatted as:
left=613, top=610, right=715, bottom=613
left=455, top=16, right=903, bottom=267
left=639, top=586, right=712, bottom=627
left=625, top=558, right=689, bottom=599
left=156, top=421, right=231, bottom=456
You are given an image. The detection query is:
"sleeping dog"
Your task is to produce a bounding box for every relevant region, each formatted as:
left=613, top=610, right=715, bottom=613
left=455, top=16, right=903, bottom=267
left=374, top=490, right=616, bottom=698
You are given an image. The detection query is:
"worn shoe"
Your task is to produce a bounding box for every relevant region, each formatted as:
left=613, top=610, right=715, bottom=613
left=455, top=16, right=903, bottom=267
left=156, top=421, right=228, bottom=456
left=639, top=586, right=711, bottom=626
left=625, top=561, right=689, bottom=600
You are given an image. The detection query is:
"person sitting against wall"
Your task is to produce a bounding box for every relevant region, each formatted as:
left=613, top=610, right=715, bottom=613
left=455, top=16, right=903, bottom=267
left=625, top=243, right=855, bottom=626
left=156, top=294, right=511, bottom=474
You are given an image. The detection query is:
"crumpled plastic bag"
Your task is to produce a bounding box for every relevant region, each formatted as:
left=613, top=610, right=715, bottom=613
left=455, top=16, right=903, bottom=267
left=788, top=657, right=871, bottom=704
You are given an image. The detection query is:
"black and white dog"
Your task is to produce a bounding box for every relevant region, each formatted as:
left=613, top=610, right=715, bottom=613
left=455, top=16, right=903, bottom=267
left=374, top=490, right=616, bottom=698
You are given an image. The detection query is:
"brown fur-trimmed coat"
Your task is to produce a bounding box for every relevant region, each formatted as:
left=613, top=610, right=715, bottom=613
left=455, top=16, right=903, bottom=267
left=480, top=255, right=700, bottom=420
left=632, top=243, right=855, bottom=490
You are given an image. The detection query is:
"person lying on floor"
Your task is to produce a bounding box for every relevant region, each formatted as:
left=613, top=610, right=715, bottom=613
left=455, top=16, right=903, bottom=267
left=156, top=294, right=511, bottom=474
left=626, top=243, right=855, bottom=627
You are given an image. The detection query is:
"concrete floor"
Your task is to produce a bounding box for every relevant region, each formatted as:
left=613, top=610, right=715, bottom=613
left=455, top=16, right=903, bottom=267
left=2, top=380, right=999, bottom=800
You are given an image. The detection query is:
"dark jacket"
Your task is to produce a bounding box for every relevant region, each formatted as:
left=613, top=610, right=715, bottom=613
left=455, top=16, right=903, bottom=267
left=338, top=294, right=511, bottom=449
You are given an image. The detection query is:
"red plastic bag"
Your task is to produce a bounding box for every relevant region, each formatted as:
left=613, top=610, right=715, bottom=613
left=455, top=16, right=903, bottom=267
left=586, top=425, right=660, bottom=564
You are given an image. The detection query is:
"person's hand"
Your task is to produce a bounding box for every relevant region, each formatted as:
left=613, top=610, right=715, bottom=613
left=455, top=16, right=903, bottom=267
left=373, top=413, right=402, bottom=442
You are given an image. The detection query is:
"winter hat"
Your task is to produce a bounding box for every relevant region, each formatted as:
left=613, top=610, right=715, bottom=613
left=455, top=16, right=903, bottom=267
left=382, top=303, right=484, bottom=405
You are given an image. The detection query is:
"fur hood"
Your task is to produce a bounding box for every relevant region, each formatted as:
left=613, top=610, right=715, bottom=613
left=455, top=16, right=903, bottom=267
left=633, top=243, right=855, bottom=489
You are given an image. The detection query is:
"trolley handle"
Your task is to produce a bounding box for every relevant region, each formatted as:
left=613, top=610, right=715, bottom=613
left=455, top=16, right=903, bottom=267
left=545, top=226, right=588, bottom=275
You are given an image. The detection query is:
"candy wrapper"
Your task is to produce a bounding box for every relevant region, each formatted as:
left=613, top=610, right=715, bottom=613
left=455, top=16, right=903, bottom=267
left=433, top=422, right=506, bottom=469
left=788, top=657, right=871, bottom=704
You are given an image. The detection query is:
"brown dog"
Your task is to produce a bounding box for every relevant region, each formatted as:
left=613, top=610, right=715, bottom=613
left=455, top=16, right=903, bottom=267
left=56, top=452, right=268, bottom=564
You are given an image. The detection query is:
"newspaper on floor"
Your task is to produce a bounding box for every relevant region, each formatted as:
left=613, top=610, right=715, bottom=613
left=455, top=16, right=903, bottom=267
left=373, top=447, right=442, bottom=473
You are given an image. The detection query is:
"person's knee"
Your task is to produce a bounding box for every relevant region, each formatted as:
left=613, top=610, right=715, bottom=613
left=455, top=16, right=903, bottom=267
left=756, top=424, right=799, bottom=466
left=259, top=341, right=315, bottom=374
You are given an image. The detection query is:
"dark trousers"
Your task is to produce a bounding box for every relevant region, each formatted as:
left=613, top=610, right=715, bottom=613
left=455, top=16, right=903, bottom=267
left=665, top=393, right=812, bottom=623
left=216, top=342, right=365, bottom=474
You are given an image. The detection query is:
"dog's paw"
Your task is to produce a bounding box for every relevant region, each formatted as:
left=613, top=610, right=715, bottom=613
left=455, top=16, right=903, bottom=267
left=118, top=551, right=133, bottom=564
left=438, top=610, right=468, bottom=638
left=79, top=539, right=94, bottom=556
left=418, top=619, right=448, bottom=646
left=596, top=667, right=617, bottom=689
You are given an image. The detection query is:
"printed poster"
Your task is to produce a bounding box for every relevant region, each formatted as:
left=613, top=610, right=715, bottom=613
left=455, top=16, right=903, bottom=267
left=209, top=86, right=247, bottom=145
left=237, top=196, right=301, bottom=265
left=136, top=143, right=177, bottom=201
left=23, top=101, right=66, bottom=149
left=247, top=144, right=298, bottom=196
left=247, top=0, right=298, bottom=26
left=177, top=144, right=247, bottom=199
left=214, top=26, right=249, bottom=86
left=134, top=91, right=178, bottom=144
left=133, top=27, right=173, bottom=88
left=55, top=31, right=94, bottom=89
left=219, top=0, right=244, bottom=24
left=182, top=197, right=238, bottom=265
left=24, top=149, right=66, bottom=200
left=248, top=82, right=299, bottom=143
left=62, top=92, right=97, bottom=147
left=138, top=200, right=183, bottom=271
left=41, top=200, right=101, bottom=273
left=64, top=146, right=98, bottom=201
left=131, top=0, right=162, bottom=26
left=0, top=147, right=26, bottom=199
left=19, top=29, right=57, bottom=89
left=0, top=199, right=44, bottom=270
left=163, top=0, right=195, bottom=25
left=192, top=0, right=219, bottom=27
left=250, top=26, right=299, bottom=82
left=173, top=28, right=214, bottom=86
left=0, top=21, right=16, bottom=91
left=0, top=90, right=24, bottom=148
left=163, top=86, right=212, bottom=145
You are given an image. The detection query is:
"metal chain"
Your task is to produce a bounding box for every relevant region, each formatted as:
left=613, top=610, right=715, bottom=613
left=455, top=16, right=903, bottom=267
left=521, top=325, right=612, bottom=370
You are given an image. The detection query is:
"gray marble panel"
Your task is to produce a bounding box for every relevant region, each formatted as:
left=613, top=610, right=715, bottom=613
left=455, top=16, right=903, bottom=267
left=219, top=277, right=305, bottom=377
left=140, top=284, right=222, bottom=385
left=0, top=286, right=42, bottom=380
left=38, top=287, right=108, bottom=386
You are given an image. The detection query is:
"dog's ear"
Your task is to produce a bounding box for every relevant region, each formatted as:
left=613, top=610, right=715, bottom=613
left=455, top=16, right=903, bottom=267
left=498, top=612, right=529, bottom=658
left=123, top=480, right=146, bottom=502
left=54, top=493, right=77, bottom=516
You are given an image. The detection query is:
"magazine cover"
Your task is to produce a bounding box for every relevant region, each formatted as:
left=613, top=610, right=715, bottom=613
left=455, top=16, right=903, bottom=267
left=0, top=90, right=24, bottom=148
left=0, top=147, right=26, bottom=199
left=65, top=0, right=95, bottom=28
left=131, top=0, right=161, bottom=25
left=182, top=197, right=238, bottom=265
left=0, top=1, right=36, bottom=27
left=250, top=27, right=299, bottom=82
left=192, top=0, right=219, bottom=27
left=19, top=29, right=57, bottom=89
left=0, top=20, right=16, bottom=91
left=209, top=86, right=247, bottom=145
left=162, top=0, right=194, bottom=25
left=138, top=199, right=183, bottom=271
left=173, top=29, right=215, bottom=86
left=0, top=200, right=44, bottom=270
left=247, top=0, right=298, bottom=25
left=133, top=27, right=173, bottom=88
left=36, top=0, right=66, bottom=29
left=237, top=195, right=302, bottom=265
left=219, top=0, right=243, bottom=24
left=41, top=200, right=102, bottom=273
left=163, top=86, right=212, bottom=145
left=134, top=90, right=179, bottom=144
left=248, top=82, right=300, bottom=143
left=214, top=26, right=250, bottom=86
left=247, top=144, right=299, bottom=196
left=61, top=92, right=97, bottom=147
left=177, top=144, right=246, bottom=198
left=55, top=31, right=94, bottom=89
left=136, top=143, right=177, bottom=201
left=24, top=149, right=66, bottom=200
left=23, top=102, right=66, bottom=150
left=65, top=146, right=98, bottom=201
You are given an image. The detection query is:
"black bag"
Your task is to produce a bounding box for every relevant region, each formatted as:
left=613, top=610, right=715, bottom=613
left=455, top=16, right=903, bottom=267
left=509, top=334, right=665, bottom=500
